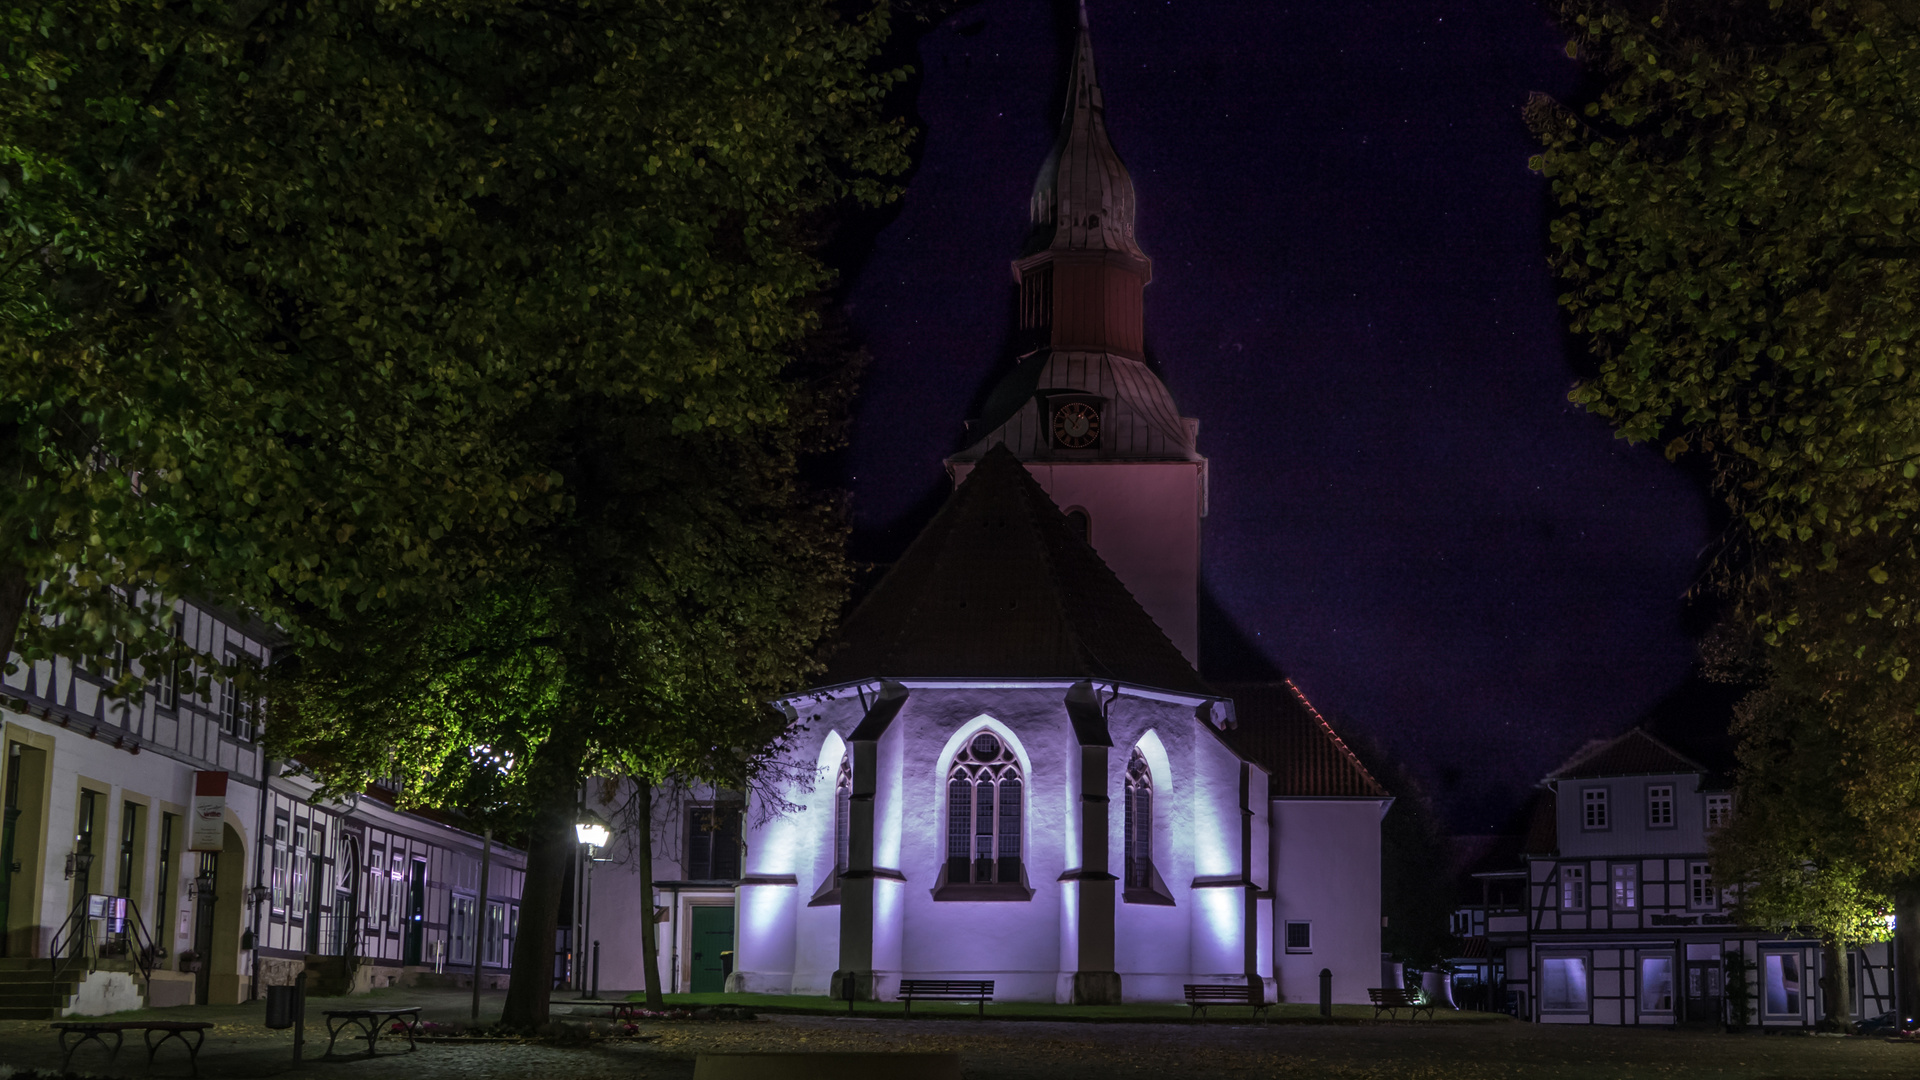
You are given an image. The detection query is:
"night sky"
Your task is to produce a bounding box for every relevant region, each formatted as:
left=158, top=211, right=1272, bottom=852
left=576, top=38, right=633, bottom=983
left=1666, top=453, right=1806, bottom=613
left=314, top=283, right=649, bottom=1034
left=833, top=0, right=1716, bottom=831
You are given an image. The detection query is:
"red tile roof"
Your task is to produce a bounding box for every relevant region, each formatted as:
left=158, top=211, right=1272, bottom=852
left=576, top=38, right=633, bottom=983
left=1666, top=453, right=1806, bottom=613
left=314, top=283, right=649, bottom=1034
left=1214, top=680, right=1390, bottom=799
left=821, top=445, right=1208, bottom=695
left=1547, top=728, right=1704, bottom=781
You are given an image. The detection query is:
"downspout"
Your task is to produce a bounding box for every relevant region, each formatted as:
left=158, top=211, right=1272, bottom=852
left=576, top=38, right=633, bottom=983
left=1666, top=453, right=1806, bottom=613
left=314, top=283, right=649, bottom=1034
left=1240, top=761, right=1258, bottom=996
left=250, top=754, right=272, bottom=1001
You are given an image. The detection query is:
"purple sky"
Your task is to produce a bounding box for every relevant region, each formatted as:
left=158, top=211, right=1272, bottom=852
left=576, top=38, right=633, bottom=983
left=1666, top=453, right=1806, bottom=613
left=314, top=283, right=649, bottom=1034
left=833, top=0, right=1715, bottom=830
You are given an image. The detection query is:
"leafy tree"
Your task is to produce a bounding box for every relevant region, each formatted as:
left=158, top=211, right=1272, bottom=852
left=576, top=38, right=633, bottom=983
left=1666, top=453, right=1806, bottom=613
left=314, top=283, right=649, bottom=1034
left=1711, top=663, right=1895, bottom=1029
left=0, top=0, right=906, bottom=685
left=273, top=357, right=860, bottom=1025
left=1531, top=0, right=1920, bottom=1016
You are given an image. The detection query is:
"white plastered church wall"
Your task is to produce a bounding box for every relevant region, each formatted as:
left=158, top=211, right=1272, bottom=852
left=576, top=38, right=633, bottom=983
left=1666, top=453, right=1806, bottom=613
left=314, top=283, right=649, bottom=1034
left=728, top=684, right=1267, bottom=1003
left=1272, top=798, right=1386, bottom=1005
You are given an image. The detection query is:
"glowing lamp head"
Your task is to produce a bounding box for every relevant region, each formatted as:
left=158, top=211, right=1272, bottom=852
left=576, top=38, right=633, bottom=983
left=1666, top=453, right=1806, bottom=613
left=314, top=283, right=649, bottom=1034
left=575, top=810, right=611, bottom=849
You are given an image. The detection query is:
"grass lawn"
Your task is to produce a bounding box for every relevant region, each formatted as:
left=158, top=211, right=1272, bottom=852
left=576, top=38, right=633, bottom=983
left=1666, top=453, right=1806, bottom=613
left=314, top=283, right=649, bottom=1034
left=625, top=990, right=1507, bottom=1023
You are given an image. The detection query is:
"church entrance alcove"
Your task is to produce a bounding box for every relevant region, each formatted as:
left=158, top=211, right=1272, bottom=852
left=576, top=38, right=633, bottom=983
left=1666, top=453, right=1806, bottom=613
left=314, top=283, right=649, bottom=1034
left=690, top=905, right=734, bottom=993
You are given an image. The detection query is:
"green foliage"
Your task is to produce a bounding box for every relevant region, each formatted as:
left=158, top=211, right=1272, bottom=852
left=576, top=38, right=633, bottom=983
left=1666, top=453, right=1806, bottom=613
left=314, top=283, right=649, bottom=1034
left=0, top=0, right=909, bottom=681
left=1536, top=0, right=1920, bottom=911
left=269, top=401, right=851, bottom=827
left=1531, top=0, right=1920, bottom=675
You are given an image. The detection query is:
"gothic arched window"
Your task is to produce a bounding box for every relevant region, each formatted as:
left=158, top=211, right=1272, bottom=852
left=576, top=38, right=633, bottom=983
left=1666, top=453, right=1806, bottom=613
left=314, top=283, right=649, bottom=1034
left=946, top=732, right=1022, bottom=885
left=1124, top=750, right=1152, bottom=890
left=833, top=757, right=851, bottom=874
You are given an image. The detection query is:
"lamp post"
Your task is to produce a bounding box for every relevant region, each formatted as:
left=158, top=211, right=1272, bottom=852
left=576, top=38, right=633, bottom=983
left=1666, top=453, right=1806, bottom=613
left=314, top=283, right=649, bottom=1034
left=574, top=810, right=611, bottom=1000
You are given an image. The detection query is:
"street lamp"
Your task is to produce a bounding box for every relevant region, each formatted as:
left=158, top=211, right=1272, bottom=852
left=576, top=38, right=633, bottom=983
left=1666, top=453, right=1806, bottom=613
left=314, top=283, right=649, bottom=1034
left=574, top=812, right=611, bottom=849
left=574, top=810, right=612, bottom=999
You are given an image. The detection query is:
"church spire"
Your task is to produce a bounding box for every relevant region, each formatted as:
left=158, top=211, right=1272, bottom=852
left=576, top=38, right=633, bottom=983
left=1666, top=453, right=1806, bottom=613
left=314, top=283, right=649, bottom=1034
left=1016, top=0, right=1151, bottom=358
left=1025, top=0, right=1148, bottom=268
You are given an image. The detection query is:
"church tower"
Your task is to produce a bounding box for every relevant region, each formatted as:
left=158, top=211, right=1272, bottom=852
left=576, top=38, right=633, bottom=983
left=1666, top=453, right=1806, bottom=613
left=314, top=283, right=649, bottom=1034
left=948, top=3, right=1207, bottom=665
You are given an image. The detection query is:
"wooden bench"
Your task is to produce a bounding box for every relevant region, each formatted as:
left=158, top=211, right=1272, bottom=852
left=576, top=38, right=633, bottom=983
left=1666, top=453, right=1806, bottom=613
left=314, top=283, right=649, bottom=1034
left=322, top=1005, right=423, bottom=1057
left=898, top=979, right=994, bottom=1016
left=52, top=1020, right=212, bottom=1077
left=1183, top=982, right=1271, bottom=1020
left=1368, top=986, right=1435, bottom=1020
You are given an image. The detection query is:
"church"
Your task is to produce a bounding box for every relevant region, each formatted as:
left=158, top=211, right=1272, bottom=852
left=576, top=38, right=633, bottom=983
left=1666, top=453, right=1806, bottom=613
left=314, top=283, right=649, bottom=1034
left=588, top=8, right=1392, bottom=1006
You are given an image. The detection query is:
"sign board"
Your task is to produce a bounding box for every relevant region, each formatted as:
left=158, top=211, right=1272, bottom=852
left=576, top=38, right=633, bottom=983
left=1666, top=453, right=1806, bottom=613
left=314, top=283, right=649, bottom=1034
left=189, top=770, right=227, bottom=851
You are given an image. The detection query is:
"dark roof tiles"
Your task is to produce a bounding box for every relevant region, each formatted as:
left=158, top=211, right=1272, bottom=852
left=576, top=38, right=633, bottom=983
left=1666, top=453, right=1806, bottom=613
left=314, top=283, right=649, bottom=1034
left=821, top=445, right=1207, bottom=695
left=1214, top=680, right=1389, bottom=799
left=1547, top=728, right=1705, bottom=781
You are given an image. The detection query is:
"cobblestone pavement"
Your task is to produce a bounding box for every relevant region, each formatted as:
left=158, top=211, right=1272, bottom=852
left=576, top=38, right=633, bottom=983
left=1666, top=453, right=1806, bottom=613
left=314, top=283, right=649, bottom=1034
left=0, top=989, right=1914, bottom=1079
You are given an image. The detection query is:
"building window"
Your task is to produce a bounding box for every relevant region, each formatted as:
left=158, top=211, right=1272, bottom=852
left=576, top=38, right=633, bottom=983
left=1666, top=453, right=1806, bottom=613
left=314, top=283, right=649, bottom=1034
left=1540, top=954, right=1590, bottom=1013
left=1285, top=921, right=1312, bottom=953
left=156, top=811, right=177, bottom=949
left=1065, top=509, right=1091, bottom=544
left=1581, top=788, right=1609, bottom=830
left=1706, top=793, right=1733, bottom=829
left=1688, top=862, right=1717, bottom=910
left=75, top=788, right=100, bottom=893
left=1559, top=865, right=1586, bottom=911
left=154, top=639, right=178, bottom=710
left=1763, top=952, right=1802, bottom=1017
left=1610, top=864, right=1638, bottom=911
left=1639, top=955, right=1675, bottom=1013
left=945, top=732, right=1022, bottom=886
left=687, top=804, right=743, bottom=881
left=116, top=801, right=139, bottom=900
left=833, top=758, right=851, bottom=874
left=485, top=901, right=507, bottom=966
left=220, top=675, right=238, bottom=735
left=449, top=894, right=475, bottom=966
left=1646, top=785, right=1674, bottom=828
left=1123, top=750, right=1152, bottom=890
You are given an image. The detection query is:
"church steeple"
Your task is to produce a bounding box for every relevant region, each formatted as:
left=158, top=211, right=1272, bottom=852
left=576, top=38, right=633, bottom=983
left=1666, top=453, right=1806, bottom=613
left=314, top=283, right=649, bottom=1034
left=1016, top=0, right=1152, bottom=358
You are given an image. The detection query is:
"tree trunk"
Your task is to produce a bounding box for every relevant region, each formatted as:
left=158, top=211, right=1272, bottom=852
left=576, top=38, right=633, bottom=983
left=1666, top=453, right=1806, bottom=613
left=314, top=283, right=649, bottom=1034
left=1897, top=883, right=1920, bottom=1028
left=635, top=778, right=664, bottom=1009
left=1820, top=937, right=1854, bottom=1032
left=0, top=561, right=29, bottom=673
left=499, top=785, right=577, bottom=1029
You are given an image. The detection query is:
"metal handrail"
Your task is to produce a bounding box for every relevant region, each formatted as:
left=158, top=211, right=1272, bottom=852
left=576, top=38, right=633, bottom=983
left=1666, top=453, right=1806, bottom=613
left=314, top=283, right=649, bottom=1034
left=47, top=896, right=93, bottom=980
left=47, top=894, right=158, bottom=986
left=118, top=897, right=158, bottom=985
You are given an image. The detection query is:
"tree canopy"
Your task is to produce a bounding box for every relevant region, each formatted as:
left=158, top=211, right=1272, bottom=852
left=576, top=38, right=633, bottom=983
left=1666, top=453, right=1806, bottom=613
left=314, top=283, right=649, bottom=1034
left=1533, top=0, right=1920, bottom=1013
left=0, top=0, right=908, bottom=680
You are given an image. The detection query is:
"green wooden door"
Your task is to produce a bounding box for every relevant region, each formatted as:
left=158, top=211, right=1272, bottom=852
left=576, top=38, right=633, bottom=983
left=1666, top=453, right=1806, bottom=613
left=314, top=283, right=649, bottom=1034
left=689, top=906, right=734, bottom=993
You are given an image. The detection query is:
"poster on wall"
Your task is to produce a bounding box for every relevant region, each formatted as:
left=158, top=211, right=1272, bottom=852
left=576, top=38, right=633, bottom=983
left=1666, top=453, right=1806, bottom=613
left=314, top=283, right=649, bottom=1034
left=189, top=770, right=227, bottom=851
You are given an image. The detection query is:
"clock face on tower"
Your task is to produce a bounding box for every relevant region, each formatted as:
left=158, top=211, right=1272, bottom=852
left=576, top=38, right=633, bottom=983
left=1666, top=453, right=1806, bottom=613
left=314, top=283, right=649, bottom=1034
left=1051, top=402, right=1101, bottom=449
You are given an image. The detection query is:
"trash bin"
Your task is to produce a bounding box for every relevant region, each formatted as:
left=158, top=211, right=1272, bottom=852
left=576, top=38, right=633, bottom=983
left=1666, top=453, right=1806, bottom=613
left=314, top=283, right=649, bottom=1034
left=265, top=984, right=296, bottom=1029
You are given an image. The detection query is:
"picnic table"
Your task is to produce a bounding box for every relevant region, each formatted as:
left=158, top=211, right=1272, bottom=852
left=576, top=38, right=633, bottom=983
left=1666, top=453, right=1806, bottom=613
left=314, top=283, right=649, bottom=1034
left=323, top=1005, right=423, bottom=1057
left=51, top=1020, right=212, bottom=1077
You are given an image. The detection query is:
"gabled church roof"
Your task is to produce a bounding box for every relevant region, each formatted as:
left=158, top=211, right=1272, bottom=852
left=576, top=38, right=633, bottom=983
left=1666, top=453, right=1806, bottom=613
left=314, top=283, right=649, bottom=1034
left=822, top=445, right=1207, bottom=695
left=1213, top=680, right=1390, bottom=799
